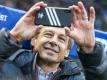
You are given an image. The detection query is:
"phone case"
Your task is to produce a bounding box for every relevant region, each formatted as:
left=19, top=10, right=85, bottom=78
left=35, top=7, right=72, bottom=27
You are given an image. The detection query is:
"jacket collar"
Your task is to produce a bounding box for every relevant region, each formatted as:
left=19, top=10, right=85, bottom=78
left=59, top=59, right=83, bottom=76
left=32, top=53, right=83, bottom=76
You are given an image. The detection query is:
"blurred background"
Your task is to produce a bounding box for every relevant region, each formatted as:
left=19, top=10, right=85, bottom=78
left=0, top=0, right=107, bottom=32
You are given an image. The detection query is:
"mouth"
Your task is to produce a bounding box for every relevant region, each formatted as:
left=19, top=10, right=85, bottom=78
left=44, top=46, right=59, bottom=53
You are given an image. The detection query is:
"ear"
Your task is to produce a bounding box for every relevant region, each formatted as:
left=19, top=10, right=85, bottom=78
left=31, top=37, right=36, bottom=47
left=31, top=37, right=39, bottom=52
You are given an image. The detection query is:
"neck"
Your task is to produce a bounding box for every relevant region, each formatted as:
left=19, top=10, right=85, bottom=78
left=37, top=57, right=60, bottom=74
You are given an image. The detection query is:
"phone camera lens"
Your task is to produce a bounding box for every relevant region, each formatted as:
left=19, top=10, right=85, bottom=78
left=64, top=10, right=71, bottom=13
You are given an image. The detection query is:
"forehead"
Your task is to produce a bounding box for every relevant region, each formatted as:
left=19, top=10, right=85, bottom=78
left=41, top=27, right=66, bottom=35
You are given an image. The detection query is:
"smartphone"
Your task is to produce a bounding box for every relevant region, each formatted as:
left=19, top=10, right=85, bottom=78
left=35, top=7, right=72, bottom=27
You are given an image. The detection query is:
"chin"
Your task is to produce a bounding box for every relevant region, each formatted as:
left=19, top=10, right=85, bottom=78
left=43, top=57, right=60, bottom=63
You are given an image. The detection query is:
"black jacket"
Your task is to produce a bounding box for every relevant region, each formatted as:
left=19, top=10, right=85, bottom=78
left=0, top=28, right=85, bottom=80
left=78, top=41, right=107, bottom=80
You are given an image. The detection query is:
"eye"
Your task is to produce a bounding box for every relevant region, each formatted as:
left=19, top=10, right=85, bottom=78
left=59, top=36, right=66, bottom=43
left=44, top=33, right=53, bottom=38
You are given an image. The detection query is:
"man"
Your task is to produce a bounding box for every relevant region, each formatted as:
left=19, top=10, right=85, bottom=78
left=0, top=1, right=105, bottom=80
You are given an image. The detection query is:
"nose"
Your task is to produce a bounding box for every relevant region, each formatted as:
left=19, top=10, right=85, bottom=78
left=49, top=35, right=58, bottom=47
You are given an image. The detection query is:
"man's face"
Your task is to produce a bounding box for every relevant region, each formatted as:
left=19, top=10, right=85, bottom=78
left=33, top=26, right=69, bottom=63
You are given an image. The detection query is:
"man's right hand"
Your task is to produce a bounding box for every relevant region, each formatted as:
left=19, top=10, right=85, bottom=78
left=10, top=1, right=47, bottom=42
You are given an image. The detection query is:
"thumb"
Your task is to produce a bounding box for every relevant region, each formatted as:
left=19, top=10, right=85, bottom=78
left=64, top=27, right=74, bottom=39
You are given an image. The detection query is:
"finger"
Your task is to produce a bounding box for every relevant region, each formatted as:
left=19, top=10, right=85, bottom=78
left=69, top=5, right=82, bottom=20
left=26, top=1, right=47, bottom=16
left=89, top=7, right=95, bottom=24
left=38, top=25, right=44, bottom=29
left=64, top=27, right=74, bottom=39
left=32, top=1, right=47, bottom=8
left=77, top=1, right=88, bottom=21
left=36, top=25, right=44, bottom=31
left=72, top=11, right=79, bottom=28
left=70, top=24, right=75, bottom=30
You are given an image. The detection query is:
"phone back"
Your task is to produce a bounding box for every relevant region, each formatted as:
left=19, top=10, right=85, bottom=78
left=35, top=7, right=72, bottom=27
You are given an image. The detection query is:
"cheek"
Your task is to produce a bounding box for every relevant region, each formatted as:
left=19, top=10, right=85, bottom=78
left=58, top=45, right=67, bottom=54
left=58, top=43, right=68, bottom=57
left=34, top=38, right=46, bottom=52
left=59, top=42, right=68, bottom=51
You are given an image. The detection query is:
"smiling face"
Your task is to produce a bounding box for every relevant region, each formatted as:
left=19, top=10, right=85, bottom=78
left=32, top=26, right=70, bottom=63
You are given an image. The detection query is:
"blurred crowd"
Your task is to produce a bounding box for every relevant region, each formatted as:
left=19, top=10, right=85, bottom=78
left=0, top=0, right=107, bottom=32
